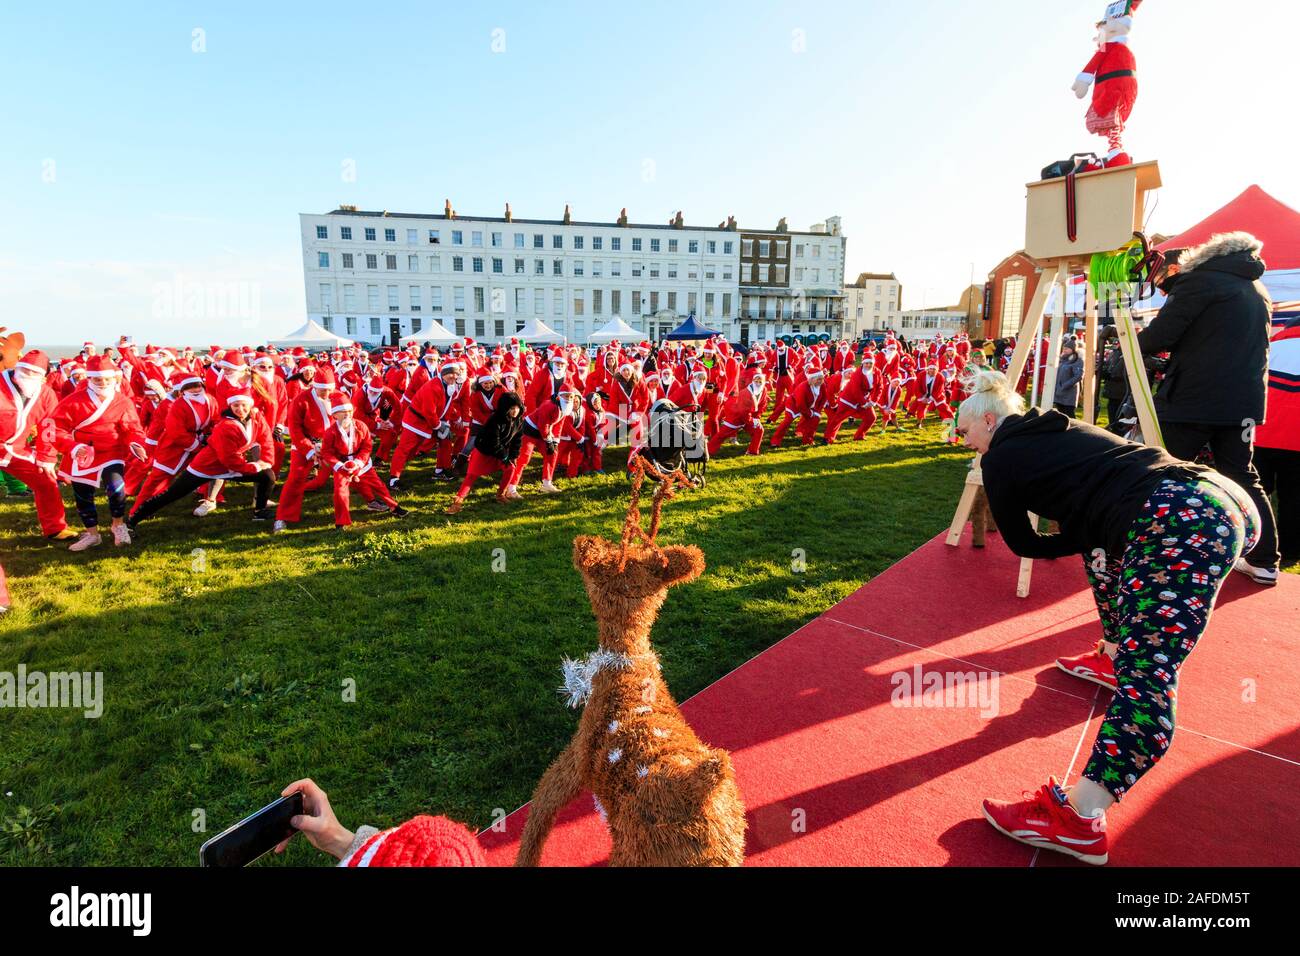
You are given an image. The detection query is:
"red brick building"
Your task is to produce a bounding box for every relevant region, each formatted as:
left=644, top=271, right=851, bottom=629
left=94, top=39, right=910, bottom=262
left=982, top=251, right=1044, bottom=341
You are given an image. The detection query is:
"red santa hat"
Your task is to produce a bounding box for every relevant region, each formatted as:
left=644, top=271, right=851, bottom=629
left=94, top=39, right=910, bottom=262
left=226, top=391, right=254, bottom=406
left=477, top=373, right=496, bottom=385
left=14, top=350, right=50, bottom=376
left=172, top=370, right=203, bottom=389
left=84, top=354, right=119, bottom=379
left=329, top=397, right=354, bottom=414
left=340, top=815, right=484, bottom=868
left=312, top=367, right=336, bottom=389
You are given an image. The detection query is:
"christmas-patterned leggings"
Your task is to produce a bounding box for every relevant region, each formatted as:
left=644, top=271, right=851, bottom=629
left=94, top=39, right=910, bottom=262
left=1081, top=478, right=1260, bottom=801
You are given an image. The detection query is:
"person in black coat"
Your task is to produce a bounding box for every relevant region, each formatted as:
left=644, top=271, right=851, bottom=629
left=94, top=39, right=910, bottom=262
left=445, top=390, right=524, bottom=513
left=957, top=370, right=1260, bottom=865
left=1139, top=232, right=1279, bottom=582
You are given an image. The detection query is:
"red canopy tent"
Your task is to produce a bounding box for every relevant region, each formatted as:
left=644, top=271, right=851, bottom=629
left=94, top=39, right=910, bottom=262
left=1158, top=184, right=1300, bottom=270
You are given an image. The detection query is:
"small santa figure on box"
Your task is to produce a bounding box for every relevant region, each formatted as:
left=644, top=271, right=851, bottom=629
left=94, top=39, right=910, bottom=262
left=1073, top=0, right=1143, bottom=169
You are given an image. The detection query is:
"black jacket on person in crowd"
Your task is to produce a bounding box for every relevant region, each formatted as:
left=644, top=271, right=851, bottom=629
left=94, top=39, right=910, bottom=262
left=1139, top=236, right=1272, bottom=427
left=474, top=391, right=525, bottom=464
left=980, top=409, right=1210, bottom=561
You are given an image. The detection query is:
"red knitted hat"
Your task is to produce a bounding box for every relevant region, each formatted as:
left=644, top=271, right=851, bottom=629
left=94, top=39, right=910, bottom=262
left=342, top=815, right=485, bottom=868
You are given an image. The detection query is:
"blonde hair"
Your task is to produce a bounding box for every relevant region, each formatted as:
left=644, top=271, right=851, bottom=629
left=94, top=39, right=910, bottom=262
left=959, top=369, right=1025, bottom=425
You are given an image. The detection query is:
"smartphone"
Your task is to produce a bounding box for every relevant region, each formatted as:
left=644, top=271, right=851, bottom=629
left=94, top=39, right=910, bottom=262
left=199, top=792, right=304, bottom=867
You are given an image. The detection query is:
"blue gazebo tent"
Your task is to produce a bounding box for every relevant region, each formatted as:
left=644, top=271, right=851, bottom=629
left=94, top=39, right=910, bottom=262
left=665, top=314, right=723, bottom=341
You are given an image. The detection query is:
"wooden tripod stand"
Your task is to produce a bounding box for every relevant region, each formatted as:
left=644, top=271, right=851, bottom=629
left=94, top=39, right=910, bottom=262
left=948, top=161, right=1165, bottom=596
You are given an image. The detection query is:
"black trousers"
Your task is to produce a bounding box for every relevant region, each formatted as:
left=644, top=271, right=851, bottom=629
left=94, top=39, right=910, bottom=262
left=1053, top=402, right=1077, bottom=418
left=1161, top=421, right=1281, bottom=569
left=132, top=469, right=274, bottom=524
left=1255, top=446, right=1300, bottom=562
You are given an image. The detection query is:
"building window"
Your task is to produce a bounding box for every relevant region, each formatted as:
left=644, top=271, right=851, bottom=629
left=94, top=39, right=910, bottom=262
left=343, top=284, right=356, bottom=310
left=474, top=287, right=485, bottom=312
left=574, top=236, right=584, bottom=250
left=346, top=317, right=357, bottom=335
left=573, top=290, right=585, bottom=316
left=370, top=317, right=381, bottom=336
left=412, top=317, right=423, bottom=333
left=431, top=288, right=443, bottom=311
left=650, top=238, right=661, bottom=253
left=318, top=252, right=330, bottom=268
left=407, top=229, right=418, bottom=244
left=533, top=233, right=544, bottom=248
left=385, top=229, right=396, bottom=242
left=668, top=239, right=678, bottom=253
left=724, top=241, right=733, bottom=255
left=365, top=228, right=376, bottom=241
left=574, top=260, right=585, bottom=277
left=592, top=236, right=603, bottom=250
left=632, top=237, right=642, bottom=251
left=316, top=225, right=328, bottom=239
left=688, top=239, right=699, bottom=254
left=610, top=261, right=621, bottom=277
left=387, top=286, right=399, bottom=311
left=367, top=285, right=380, bottom=311
left=492, top=257, right=503, bottom=274
left=408, top=255, right=419, bottom=271
left=322, top=315, right=332, bottom=331
left=759, top=240, right=770, bottom=257
left=472, top=231, right=483, bottom=247
left=386, top=255, right=397, bottom=270
left=514, top=233, right=525, bottom=248
left=452, top=230, right=464, bottom=245
left=611, top=237, right=621, bottom=251
left=454, top=287, right=466, bottom=312
left=453, top=256, right=464, bottom=272
left=742, top=239, right=753, bottom=257
left=553, top=289, right=564, bottom=316
left=491, top=232, right=502, bottom=248
left=514, top=288, right=525, bottom=313
left=592, top=289, right=602, bottom=315
left=319, top=284, right=333, bottom=310
left=1001, top=276, right=1027, bottom=336
left=553, top=234, right=563, bottom=249
left=535, top=258, right=545, bottom=275
left=341, top=226, right=352, bottom=240
left=472, top=257, right=484, bottom=273
left=704, top=293, right=714, bottom=317
left=429, top=255, right=440, bottom=273
left=592, top=260, right=603, bottom=277
left=553, top=259, right=563, bottom=276
left=535, top=288, right=544, bottom=315
left=722, top=293, right=732, bottom=317
left=428, top=230, right=440, bottom=243
left=611, top=290, right=621, bottom=315
left=410, top=286, right=422, bottom=310
left=514, top=258, right=525, bottom=274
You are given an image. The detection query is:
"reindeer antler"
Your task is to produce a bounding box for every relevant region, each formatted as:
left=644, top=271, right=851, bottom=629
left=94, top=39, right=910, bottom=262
left=618, top=457, right=692, bottom=569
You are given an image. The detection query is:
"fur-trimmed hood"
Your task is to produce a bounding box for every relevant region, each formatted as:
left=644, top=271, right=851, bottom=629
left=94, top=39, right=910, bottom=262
left=1177, top=231, right=1264, bottom=273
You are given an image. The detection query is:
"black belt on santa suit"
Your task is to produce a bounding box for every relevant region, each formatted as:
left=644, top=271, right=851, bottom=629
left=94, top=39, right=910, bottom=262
left=1096, top=69, right=1135, bottom=84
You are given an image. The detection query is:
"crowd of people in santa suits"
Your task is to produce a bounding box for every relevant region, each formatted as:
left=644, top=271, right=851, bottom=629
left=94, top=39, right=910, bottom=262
left=0, top=331, right=978, bottom=603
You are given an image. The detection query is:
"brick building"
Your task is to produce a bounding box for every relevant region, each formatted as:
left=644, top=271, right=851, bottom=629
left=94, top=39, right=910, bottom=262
left=982, top=251, right=1044, bottom=341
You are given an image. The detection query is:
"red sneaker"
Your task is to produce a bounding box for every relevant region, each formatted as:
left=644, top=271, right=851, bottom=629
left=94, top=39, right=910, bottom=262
left=1056, top=644, right=1117, bottom=692
left=982, top=778, right=1109, bottom=865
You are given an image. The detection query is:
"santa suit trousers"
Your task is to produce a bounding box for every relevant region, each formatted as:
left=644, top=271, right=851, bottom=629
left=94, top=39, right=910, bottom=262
left=1, top=459, right=68, bottom=536
left=132, top=469, right=274, bottom=524
left=824, top=403, right=877, bottom=443
left=708, top=419, right=765, bottom=456
left=510, top=436, right=559, bottom=485
left=388, top=428, right=435, bottom=478
left=332, top=468, right=397, bottom=526
left=455, top=449, right=515, bottom=499
left=276, top=450, right=331, bottom=524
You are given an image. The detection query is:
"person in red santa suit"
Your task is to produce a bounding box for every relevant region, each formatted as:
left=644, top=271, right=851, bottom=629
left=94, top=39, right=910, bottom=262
left=879, top=370, right=908, bottom=430
left=449, top=372, right=504, bottom=475
left=909, top=362, right=956, bottom=427
left=125, top=377, right=172, bottom=496
left=130, top=371, right=219, bottom=511
left=560, top=390, right=607, bottom=479
left=770, top=368, right=829, bottom=448
left=354, top=373, right=399, bottom=463
left=127, top=393, right=277, bottom=528
left=668, top=366, right=720, bottom=438
left=824, top=360, right=883, bottom=443
left=708, top=371, right=768, bottom=457
left=766, top=342, right=796, bottom=424
left=605, top=362, right=650, bottom=448
left=0, top=350, right=74, bottom=540
left=38, top=355, right=148, bottom=551
left=647, top=364, right=676, bottom=406
left=319, top=396, right=409, bottom=529
left=507, top=387, right=576, bottom=496
left=426, top=360, right=470, bottom=483
left=272, top=368, right=339, bottom=532
left=249, top=354, right=290, bottom=475
left=525, top=349, right=575, bottom=412
left=1073, top=0, right=1143, bottom=169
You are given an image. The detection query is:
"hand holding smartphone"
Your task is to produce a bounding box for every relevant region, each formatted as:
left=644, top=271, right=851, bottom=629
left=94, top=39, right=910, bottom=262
left=199, top=792, right=304, bottom=867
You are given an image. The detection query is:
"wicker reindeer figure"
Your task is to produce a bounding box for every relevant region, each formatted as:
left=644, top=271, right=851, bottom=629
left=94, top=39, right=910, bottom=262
left=516, top=461, right=746, bottom=866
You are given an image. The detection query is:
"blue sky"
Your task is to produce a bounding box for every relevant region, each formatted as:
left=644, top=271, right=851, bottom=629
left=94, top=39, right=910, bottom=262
left=3, top=0, right=1297, bottom=346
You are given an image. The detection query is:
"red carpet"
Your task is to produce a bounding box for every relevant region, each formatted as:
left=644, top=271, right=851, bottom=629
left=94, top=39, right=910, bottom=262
left=480, top=530, right=1300, bottom=866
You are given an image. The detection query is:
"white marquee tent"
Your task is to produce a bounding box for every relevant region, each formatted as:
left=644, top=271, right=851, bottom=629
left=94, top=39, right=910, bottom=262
left=587, top=317, right=642, bottom=344
left=514, top=318, right=565, bottom=344
left=399, top=320, right=460, bottom=346
left=268, top=319, right=353, bottom=350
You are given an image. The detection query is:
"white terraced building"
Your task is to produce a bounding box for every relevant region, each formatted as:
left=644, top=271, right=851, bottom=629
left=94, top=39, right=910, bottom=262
left=299, top=207, right=751, bottom=347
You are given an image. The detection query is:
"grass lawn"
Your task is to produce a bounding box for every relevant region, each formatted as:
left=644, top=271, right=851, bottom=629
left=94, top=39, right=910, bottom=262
left=0, top=421, right=974, bottom=865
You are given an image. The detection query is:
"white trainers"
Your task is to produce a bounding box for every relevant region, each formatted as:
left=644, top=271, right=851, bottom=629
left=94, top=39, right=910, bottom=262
left=111, top=524, right=132, bottom=547
left=272, top=520, right=288, bottom=534
left=193, top=499, right=218, bottom=517
left=69, top=531, right=102, bottom=552
left=1233, top=558, right=1279, bottom=586
left=539, top=480, right=561, bottom=494
left=504, top=485, right=523, bottom=501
